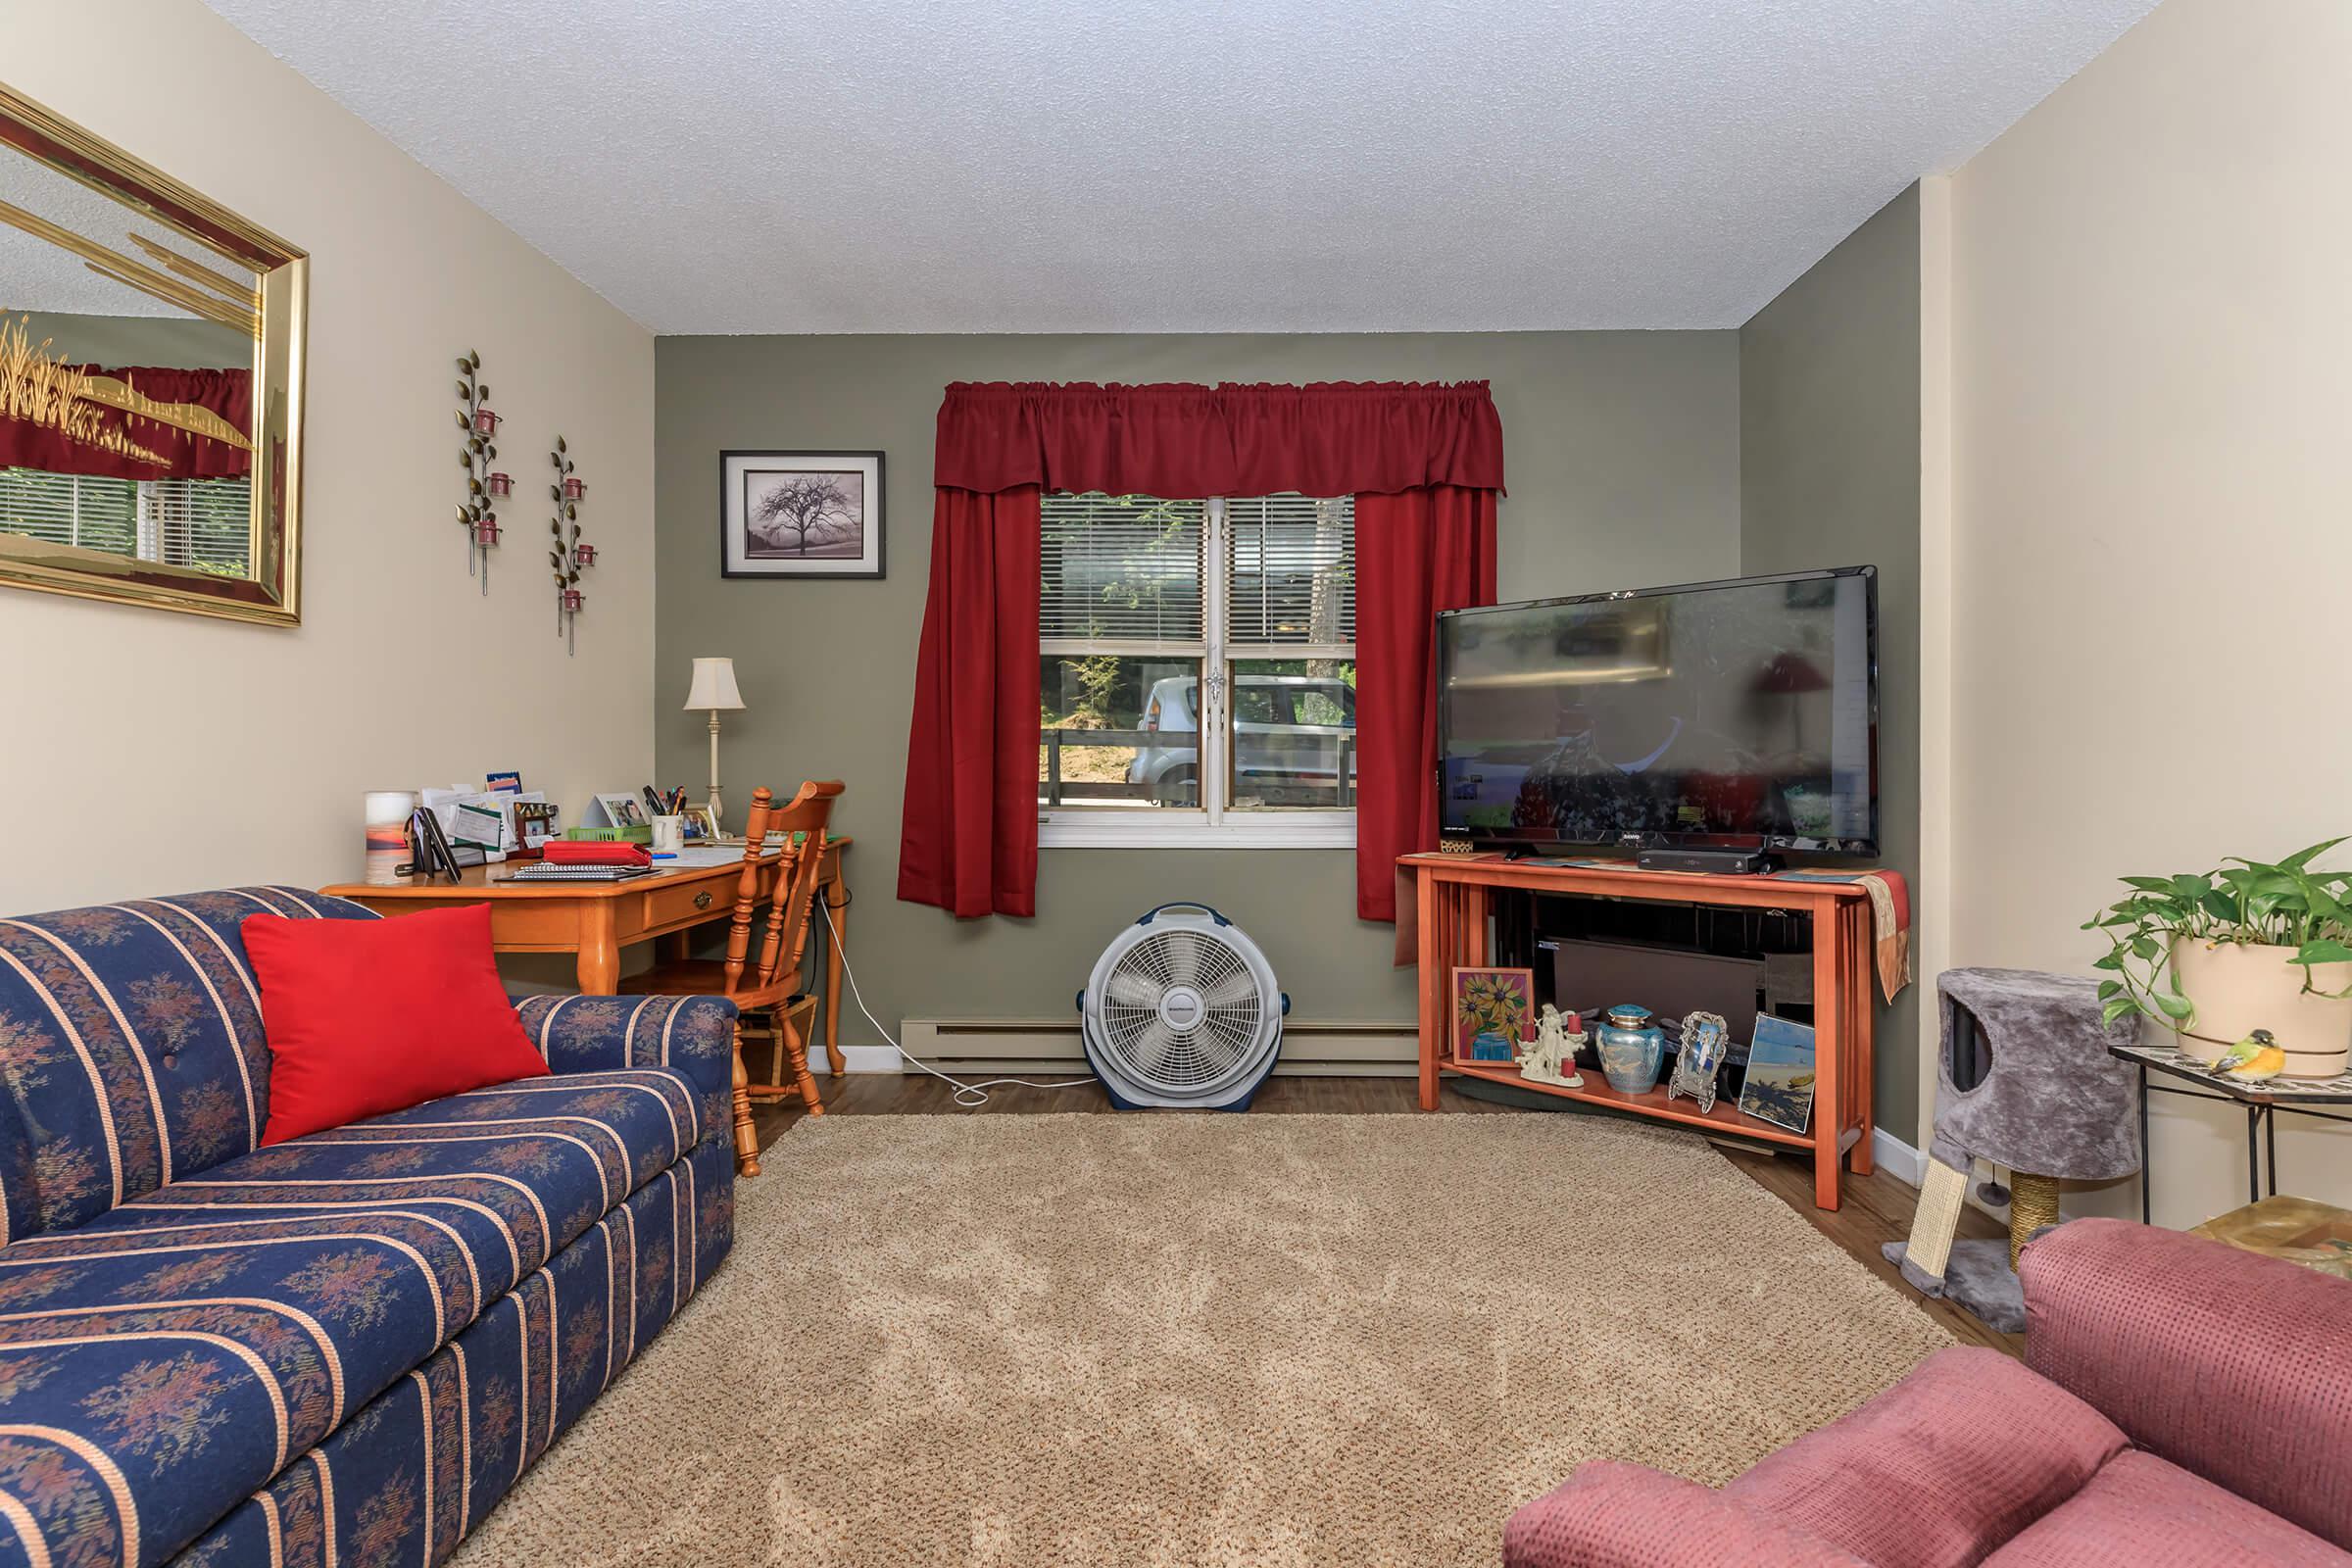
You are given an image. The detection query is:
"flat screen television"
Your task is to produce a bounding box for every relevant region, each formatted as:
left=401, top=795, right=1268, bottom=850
left=1437, top=565, right=1879, bottom=856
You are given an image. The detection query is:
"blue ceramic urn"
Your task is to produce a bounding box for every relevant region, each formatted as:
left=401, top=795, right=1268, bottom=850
left=1595, top=1004, right=1666, bottom=1094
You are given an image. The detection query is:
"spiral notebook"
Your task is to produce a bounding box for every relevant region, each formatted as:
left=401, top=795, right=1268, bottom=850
left=499, top=863, right=655, bottom=884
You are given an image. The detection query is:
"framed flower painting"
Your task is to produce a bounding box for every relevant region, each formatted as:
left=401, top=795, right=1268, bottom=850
left=1451, top=965, right=1535, bottom=1066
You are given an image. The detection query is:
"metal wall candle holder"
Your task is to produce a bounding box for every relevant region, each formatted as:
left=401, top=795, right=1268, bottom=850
left=455, top=350, right=500, bottom=592
left=549, top=435, right=593, bottom=653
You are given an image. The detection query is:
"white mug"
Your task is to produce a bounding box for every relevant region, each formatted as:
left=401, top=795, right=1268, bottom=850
left=651, top=814, right=685, bottom=855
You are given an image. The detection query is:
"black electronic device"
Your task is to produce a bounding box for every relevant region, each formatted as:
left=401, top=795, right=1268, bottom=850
left=1438, top=565, right=1879, bottom=858
left=399, top=807, right=483, bottom=883
left=1636, top=847, right=1782, bottom=876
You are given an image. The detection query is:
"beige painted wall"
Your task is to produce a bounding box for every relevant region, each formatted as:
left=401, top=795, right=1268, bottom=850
left=1740, top=184, right=1925, bottom=1140
left=655, top=333, right=1739, bottom=1045
left=1941, top=0, right=2352, bottom=1223
left=0, top=0, right=656, bottom=913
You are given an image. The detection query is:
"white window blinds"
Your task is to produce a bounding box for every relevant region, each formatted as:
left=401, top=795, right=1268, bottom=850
left=0, top=468, right=252, bottom=575
left=1040, top=493, right=1204, bottom=644
left=1224, top=493, right=1354, bottom=646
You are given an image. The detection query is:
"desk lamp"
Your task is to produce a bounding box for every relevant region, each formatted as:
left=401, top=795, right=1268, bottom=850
left=684, top=657, right=746, bottom=830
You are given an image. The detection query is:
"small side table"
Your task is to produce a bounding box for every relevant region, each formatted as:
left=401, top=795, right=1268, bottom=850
left=2108, top=1042, right=2352, bottom=1221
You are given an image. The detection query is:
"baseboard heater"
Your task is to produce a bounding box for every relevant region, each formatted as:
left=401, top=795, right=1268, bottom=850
left=898, top=1017, right=1417, bottom=1077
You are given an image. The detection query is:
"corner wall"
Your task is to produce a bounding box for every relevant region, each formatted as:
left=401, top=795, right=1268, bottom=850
left=1939, top=0, right=2352, bottom=1221
left=1, top=0, right=656, bottom=912
left=1739, top=186, right=1926, bottom=1140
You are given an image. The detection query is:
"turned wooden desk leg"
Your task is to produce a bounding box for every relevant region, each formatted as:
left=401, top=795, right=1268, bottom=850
left=1810, top=901, right=1844, bottom=1211
left=822, top=874, right=848, bottom=1077
left=1847, top=903, right=1877, bottom=1175
left=1416, top=871, right=1443, bottom=1111
left=578, top=906, right=622, bottom=995
left=731, top=1026, right=762, bottom=1177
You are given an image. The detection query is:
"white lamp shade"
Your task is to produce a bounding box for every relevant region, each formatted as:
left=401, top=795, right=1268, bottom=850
left=684, top=657, right=746, bottom=711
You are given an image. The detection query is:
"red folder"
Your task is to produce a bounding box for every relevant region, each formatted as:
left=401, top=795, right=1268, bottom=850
left=541, top=841, right=653, bottom=867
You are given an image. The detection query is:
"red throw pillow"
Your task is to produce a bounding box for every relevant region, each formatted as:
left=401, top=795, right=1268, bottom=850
left=243, top=904, right=550, bottom=1145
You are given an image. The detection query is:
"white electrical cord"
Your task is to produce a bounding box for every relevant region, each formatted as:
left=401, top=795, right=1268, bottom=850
left=819, top=898, right=1097, bottom=1107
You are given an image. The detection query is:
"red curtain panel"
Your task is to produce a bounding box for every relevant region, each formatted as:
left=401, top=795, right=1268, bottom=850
left=896, top=484, right=1044, bottom=918
left=1354, top=486, right=1498, bottom=924
left=900, top=380, right=1501, bottom=921
left=932, top=380, right=1503, bottom=496
left=0, top=366, right=252, bottom=480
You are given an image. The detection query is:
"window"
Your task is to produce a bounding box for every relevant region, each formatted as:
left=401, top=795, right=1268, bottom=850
left=1040, top=491, right=1356, bottom=848
left=0, top=468, right=253, bottom=576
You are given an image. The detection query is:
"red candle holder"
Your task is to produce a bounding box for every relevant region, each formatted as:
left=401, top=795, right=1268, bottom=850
left=562, top=588, right=584, bottom=613
left=472, top=407, right=499, bottom=436
left=473, top=515, right=501, bottom=546
left=485, top=471, right=512, bottom=497
left=571, top=541, right=597, bottom=566
left=562, top=475, right=585, bottom=502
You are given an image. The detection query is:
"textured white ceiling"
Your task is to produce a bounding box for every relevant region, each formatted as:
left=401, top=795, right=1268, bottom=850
left=195, top=0, right=2157, bottom=334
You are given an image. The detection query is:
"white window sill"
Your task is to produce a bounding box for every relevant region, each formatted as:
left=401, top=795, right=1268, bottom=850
left=1040, top=812, right=1356, bottom=851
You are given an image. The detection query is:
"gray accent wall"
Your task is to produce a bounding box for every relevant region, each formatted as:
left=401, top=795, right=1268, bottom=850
left=1739, top=184, right=1924, bottom=1138
left=655, top=333, right=1739, bottom=1041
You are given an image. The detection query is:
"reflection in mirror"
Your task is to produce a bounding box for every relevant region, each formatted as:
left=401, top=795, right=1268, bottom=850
left=0, top=84, right=304, bottom=623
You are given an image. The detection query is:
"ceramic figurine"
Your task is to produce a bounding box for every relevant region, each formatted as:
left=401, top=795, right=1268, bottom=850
left=1595, top=1004, right=1667, bottom=1095
left=2217, top=1028, right=2287, bottom=1082
left=1520, top=1003, right=1585, bottom=1088
left=1667, top=1010, right=1731, bottom=1113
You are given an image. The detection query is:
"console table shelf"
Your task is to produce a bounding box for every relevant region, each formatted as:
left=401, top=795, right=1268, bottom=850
left=1442, top=1057, right=1818, bottom=1148
left=1401, top=852, right=1882, bottom=1209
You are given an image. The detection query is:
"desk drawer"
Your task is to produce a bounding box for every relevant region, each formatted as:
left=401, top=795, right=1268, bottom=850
left=644, top=878, right=733, bottom=932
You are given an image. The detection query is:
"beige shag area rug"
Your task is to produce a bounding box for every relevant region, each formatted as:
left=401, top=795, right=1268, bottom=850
left=454, top=1114, right=1948, bottom=1567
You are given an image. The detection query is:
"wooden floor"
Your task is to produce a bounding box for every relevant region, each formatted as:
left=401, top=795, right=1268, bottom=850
left=753, top=1070, right=2023, bottom=1357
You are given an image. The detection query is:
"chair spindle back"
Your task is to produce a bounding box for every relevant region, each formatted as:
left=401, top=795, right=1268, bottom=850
left=721, top=780, right=845, bottom=1000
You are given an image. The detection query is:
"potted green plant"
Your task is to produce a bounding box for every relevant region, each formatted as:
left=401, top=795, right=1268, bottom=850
left=2083, top=838, right=2352, bottom=1077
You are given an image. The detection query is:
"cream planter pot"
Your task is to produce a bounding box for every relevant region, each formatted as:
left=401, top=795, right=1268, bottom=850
left=2172, top=939, right=2352, bottom=1078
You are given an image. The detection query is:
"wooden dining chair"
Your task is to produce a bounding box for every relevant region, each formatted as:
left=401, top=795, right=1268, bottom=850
left=622, top=779, right=844, bottom=1176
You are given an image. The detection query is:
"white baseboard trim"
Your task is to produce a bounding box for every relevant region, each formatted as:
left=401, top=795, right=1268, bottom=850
left=816, top=1045, right=907, bottom=1075
left=1872, top=1127, right=1926, bottom=1187
left=895, top=1017, right=1417, bottom=1078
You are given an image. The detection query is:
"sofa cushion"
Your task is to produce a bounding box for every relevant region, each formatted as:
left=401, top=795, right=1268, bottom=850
left=0, top=887, right=379, bottom=1242
left=0, top=1067, right=703, bottom=1568
left=242, top=904, right=550, bottom=1144
left=1722, top=1346, right=2129, bottom=1568
left=2024, top=1217, right=2352, bottom=1552
left=1984, top=1450, right=2352, bottom=1568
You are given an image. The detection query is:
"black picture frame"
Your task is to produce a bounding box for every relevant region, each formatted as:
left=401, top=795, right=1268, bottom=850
left=718, top=449, right=886, bottom=580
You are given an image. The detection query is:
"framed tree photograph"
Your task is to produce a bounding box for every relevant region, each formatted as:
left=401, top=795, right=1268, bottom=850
left=719, top=450, right=885, bottom=579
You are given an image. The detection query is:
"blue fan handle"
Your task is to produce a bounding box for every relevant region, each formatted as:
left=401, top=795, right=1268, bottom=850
left=1135, top=902, right=1231, bottom=927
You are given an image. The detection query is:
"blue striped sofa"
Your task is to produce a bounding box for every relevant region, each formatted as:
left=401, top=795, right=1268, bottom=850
left=0, top=887, right=739, bottom=1567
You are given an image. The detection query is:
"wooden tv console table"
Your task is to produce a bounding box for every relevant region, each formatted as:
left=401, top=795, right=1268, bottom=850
left=1402, top=852, right=1880, bottom=1210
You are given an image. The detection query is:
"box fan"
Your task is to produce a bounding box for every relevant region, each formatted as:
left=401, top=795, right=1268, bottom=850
left=1078, top=903, right=1287, bottom=1110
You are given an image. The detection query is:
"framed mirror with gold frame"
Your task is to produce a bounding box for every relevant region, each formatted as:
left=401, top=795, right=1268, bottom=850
left=0, top=83, right=306, bottom=625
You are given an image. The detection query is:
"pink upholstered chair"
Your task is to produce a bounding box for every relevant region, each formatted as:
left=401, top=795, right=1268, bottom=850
left=1505, top=1217, right=2352, bottom=1567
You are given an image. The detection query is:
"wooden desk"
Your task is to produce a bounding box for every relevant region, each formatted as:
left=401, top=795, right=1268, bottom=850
left=323, top=836, right=854, bottom=1070
left=1401, top=852, right=1878, bottom=1210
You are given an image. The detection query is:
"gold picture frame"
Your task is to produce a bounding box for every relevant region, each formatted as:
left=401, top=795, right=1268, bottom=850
left=0, top=83, right=307, bottom=625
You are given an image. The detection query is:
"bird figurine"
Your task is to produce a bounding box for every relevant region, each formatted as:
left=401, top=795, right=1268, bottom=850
left=2216, top=1029, right=2286, bottom=1082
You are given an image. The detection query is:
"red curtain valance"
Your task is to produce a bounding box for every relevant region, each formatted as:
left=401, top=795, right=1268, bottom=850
left=933, top=379, right=1504, bottom=498
left=0, top=366, right=252, bottom=481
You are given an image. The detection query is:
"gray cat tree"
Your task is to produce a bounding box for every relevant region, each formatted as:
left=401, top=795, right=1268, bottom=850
left=1885, top=968, right=2140, bottom=1332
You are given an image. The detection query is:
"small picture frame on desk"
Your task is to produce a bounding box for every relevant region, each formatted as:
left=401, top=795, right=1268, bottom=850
left=681, top=805, right=718, bottom=843
left=511, top=800, right=560, bottom=858
left=589, top=792, right=647, bottom=829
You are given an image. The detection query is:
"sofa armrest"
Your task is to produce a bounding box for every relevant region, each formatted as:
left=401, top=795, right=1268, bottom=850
left=1503, top=1463, right=1869, bottom=1568
left=514, top=994, right=739, bottom=1152
left=2022, top=1215, right=2352, bottom=1551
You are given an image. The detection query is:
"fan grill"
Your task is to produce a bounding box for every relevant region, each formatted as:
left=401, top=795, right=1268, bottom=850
left=1099, top=929, right=1265, bottom=1093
